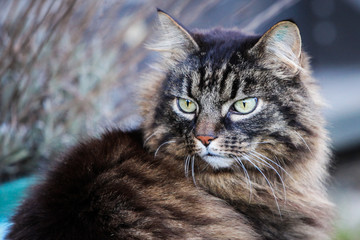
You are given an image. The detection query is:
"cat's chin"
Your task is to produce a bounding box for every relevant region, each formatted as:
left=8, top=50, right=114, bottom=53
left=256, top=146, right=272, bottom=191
left=201, top=155, right=234, bottom=169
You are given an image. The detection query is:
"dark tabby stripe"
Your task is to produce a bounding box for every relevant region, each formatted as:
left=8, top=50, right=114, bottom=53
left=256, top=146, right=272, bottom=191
left=197, top=65, right=206, bottom=91
left=184, top=77, right=193, bottom=98
left=219, top=65, right=231, bottom=95
left=230, top=78, right=240, bottom=99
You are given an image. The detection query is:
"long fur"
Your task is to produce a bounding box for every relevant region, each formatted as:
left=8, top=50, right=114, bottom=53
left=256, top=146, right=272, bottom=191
left=7, top=11, right=334, bottom=240
left=140, top=11, right=334, bottom=239
left=7, top=130, right=259, bottom=239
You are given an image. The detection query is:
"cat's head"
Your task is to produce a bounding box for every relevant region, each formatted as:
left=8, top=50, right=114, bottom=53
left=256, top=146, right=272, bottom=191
left=140, top=10, right=328, bottom=177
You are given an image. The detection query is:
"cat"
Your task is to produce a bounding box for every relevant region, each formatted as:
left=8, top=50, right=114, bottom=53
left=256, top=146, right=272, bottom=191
left=6, top=9, right=334, bottom=240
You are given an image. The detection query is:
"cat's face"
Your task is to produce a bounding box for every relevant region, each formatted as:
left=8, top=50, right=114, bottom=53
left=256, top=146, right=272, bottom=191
left=141, top=11, right=322, bottom=174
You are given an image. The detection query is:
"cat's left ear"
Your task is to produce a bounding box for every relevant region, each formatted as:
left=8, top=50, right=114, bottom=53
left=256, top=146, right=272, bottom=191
left=249, top=21, right=302, bottom=73
left=147, top=9, right=199, bottom=64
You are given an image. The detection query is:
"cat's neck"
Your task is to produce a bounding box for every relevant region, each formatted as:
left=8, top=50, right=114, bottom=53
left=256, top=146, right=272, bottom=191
left=196, top=170, right=332, bottom=239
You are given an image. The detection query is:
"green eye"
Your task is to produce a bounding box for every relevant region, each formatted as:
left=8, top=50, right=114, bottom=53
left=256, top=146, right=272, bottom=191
left=233, top=97, right=258, bottom=114
left=178, top=98, right=196, bottom=113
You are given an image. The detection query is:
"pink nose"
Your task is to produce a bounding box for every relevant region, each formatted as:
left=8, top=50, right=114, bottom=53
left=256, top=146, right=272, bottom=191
left=196, top=135, right=216, bottom=147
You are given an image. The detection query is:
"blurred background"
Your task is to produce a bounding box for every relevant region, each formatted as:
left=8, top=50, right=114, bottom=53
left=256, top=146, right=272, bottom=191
left=0, top=0, right=359, bottom=239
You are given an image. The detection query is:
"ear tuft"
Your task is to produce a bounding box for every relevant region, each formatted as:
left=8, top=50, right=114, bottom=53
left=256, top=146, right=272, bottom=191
left=147, top=9, right=199, bottom=65
left=250, top=21, right=302, bottom=73
left=265, top=21, right=301, bottom=58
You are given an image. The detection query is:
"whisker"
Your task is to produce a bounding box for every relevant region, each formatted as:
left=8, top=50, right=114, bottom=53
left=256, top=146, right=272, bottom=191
left=191, top=156, right=197, bottom=186
left=253, top=141, right=272, bottom=144
left=294, top=131, right=312, bottom=153
left=154, top=140, right=176, bottom=157
left=231, top=155, right=252, bottom=203
left=250, top=150, right=294, bottom=182
left=248, top=152, right=286, bottom=202
left=200, top=161, right=210, bottom=172
left=184, top=155, right=190, bottom=177
left=143, top=131, right=157, bottom=147
left=242, top=153, right=282, bottom=217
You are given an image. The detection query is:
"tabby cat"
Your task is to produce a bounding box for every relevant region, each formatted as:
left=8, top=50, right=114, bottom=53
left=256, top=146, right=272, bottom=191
left=7, top=10, right=334, bottom=240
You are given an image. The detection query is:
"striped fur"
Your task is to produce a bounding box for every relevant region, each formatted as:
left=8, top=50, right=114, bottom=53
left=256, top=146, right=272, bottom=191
left=7, top=10, right=334, bottom=240
left=140, top=10, right=334, bottom=239
left=7, top=130, right=259, bottom=239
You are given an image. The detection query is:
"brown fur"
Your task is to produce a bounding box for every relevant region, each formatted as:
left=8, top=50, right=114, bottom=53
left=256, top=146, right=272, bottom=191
left=7, top=130, right=259, bottom=239
left=7, top=10, right=334, bottom=240
left=140, top=11, right=334, bottom=239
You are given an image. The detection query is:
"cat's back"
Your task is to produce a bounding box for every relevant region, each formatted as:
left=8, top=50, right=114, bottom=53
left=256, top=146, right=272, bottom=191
left=7, top=130, right=145, bottom=239
left=7, top=130, right=258, bottom=240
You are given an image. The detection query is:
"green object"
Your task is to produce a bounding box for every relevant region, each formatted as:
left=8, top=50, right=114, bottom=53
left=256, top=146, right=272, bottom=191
left=0, top=176, right=37, bottom=223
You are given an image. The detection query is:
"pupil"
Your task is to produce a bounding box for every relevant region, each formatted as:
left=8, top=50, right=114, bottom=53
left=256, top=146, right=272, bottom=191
left=186, top=100, right=190, bottom=107
left=242, top=101, right=246, bottom=108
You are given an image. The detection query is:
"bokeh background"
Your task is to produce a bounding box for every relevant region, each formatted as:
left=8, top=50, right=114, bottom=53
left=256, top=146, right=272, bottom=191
left=0, top=0, right=359, bottom=239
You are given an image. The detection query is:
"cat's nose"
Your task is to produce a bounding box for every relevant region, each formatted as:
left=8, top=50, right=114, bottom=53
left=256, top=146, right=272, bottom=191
left=196, top=135, right=217, bottom=147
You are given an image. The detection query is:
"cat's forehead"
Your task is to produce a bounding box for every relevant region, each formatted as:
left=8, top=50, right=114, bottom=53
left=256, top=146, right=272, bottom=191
left=193, top=28, right=259, bottom=63
left=175, top=53, right=261, bottom=102
left=165, top=29, right=286, bottom=104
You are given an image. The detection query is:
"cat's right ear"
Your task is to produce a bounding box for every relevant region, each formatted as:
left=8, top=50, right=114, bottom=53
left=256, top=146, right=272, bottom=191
left=249, top=21, right=302, bottom=75
left=147, top=9, right=199, bottom=64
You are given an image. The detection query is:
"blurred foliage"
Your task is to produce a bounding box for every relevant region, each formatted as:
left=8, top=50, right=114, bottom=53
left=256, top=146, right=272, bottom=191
left=0, top=1, right=115, bottom=181
left=1, top=0, right=245, bottom=182
left=334, top=226, right=360, bottom=240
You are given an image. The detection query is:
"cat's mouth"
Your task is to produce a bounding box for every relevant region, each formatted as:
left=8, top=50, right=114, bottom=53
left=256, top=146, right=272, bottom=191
left=201, top=154, right=235, bottom=169
left=205, top=153, right=216, bottom=157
